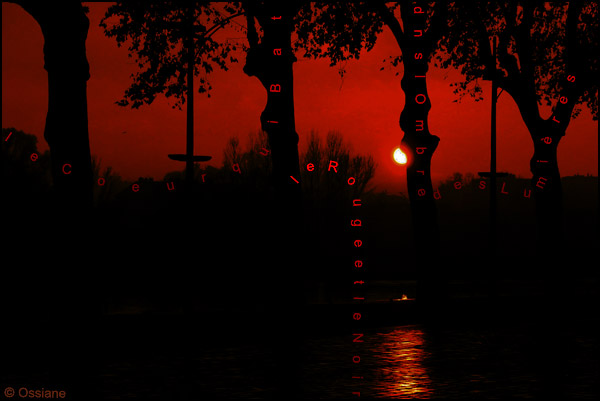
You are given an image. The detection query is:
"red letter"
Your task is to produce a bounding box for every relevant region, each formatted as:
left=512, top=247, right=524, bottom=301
left=416, top=120, right=424, bottom=131
left=415, top=94, right=427, bottom=104
left=307, top=163, right=315, bottom=171
left=567, top=74, right=576, bottom=83
left=418, top=188, right=426, bottom=196
left=414, top=6, right=424, bottom=13
left=328, top=160, right=338, bottom=172
left=202, top=174, right=207, bottom=182
left=542, top=137, right=552, bottom=144
left=354, top=280, right=364, bottom=285
left=501, top=182, right=508, bottom=194
left=348, top=177, right=356, bottom=185
left=552, top=115, right=560, bottom=123
left=271, top=16, right=281, bottom=20
left=434, top=188, right=442, bottom=199
left=354, top=260, right=363, bottom=268
left=417, top=170, right=425, bottom=175
left=62, top=163, right=71, bottom=174
left=536, top=177, right=547, bottom=189
left=353, top=333, right=364, bottom=343
left=98, top=178, right=106, bottom=186
left=351, top=219, right=362, bottom=227
left=269, top=84, right=281, bottom=92
left=352, top=391, right=360, bottom=397
left=414, top=29, right=423, bottom=37
left=132, top=183, right=140, bottom=192
left=416, top=147, right=426, bottom=155
left=354, top=239, right=362, bottom=248
left=559, top=96, right=568, bottom=104
left=353, top=355, right=361, bottom=363
left=273, top=48, right=282, bottom=56
left=232, top=163, right=241, bottom=174
left=454, top=181, right=462, bottom=190
left=353, top=199, right=362, bottom=207
left=479, top=180, right=486, bottom=190
left=523, top=189, right=531, bottom=198
left=30, top=153, right=38, bottom=161
left=353, top=313, right=361, bottom=320
left=166, top=181, right=175, bottom=191
left=414, top=52, right=423, bottom=60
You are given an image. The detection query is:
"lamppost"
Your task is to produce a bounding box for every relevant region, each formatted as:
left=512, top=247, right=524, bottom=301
left=168, top=4, right=212, bottom=195
left=478, top=36, right=507, bottom=295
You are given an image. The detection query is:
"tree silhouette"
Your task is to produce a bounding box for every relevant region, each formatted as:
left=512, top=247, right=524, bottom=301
left=301, top=130, right=376, bottom=206
left=1, top=127, right=52, bottom=198
left=295, top=1, right=449, bottom=306
left=439, top=4, right=597, bottom=393
left=101, top=2, right=244, bottom=189
left=90, top=156, right=126, bottom=206
left=438, top=1, right=598, bottom=249
left=242, top=1, right=304, bottom=203
left=3, top=2, right=99, bottom=389
left=8, top=1, right=93, bottom=210
left=242, top=2, right=380, bottom=211
left=222, top=130, right=273, bottom=187
left=101, top=2, right=307, bottom=203
left=100, top=2, right=242, bottom=109
left=103, top=2, right=308, bottom=388
left=239, top=6, right=309, bottom=393
left=197, top=129, right=376, bottom=204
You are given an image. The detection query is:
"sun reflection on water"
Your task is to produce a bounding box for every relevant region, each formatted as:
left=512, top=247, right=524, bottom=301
left=371, top=326, right=433, bottom=398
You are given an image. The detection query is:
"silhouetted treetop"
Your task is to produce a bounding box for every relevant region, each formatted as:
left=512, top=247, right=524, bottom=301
left=301, top=130, right=376, bottom=203
left=294, top=2, right=385, bottom=67
left=438, top=1, right=598, bottom=120
left=100, top=1, right=244, bottom=109
left=294, top=2, right=448, bottom=76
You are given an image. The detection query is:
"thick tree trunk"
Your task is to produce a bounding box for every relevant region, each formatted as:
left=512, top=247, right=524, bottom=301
left=500, top=1, right=584, bottom=267
left=530, top=122, right=565, bottom=249
left=395, top=3, right=444, bottom=310
left=12, top=2, right=97, bottom=400
left=243, top=4, right=305, bottom=397
left=527, top=120, right=569, bottom=400
left=243, top=8, right=302, bottom=203
left=242, top=3, right=304, bottom=305
left=503, top=74, right=577, bottom=264
left=20, top=1, right=93, bottom=211
left=400, top=68, right=443, bottom=309
left=45, top=4, right=93, bottom=211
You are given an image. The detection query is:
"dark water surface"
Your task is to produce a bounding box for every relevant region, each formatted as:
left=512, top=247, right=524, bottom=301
left=4, top=308, right=598, bottom=399
left=91, top=316, right=597, bottom=399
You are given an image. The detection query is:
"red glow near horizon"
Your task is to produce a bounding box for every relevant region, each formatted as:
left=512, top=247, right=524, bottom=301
left=2, top=3, right=597, bottom=194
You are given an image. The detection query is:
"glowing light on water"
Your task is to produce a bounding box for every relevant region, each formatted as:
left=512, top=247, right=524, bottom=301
left=372, top=327, right=432, bottom=398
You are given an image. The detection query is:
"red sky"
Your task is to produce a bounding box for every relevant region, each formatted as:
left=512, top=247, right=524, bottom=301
left=2, top=2, right=597, bottom=194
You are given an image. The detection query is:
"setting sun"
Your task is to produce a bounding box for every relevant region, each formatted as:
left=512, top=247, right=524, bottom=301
left=393, top=147, right=407, bottom=165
